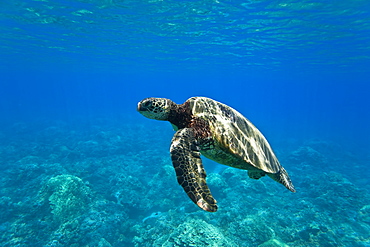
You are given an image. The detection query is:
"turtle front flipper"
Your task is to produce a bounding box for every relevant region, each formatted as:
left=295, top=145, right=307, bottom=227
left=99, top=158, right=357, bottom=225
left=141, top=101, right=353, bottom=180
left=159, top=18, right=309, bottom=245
left=170, top=128, right=218, bottom=212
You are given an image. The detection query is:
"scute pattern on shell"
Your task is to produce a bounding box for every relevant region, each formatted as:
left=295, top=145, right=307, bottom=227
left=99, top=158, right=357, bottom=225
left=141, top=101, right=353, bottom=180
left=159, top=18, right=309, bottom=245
left=188, top=97, right=281, bottom=174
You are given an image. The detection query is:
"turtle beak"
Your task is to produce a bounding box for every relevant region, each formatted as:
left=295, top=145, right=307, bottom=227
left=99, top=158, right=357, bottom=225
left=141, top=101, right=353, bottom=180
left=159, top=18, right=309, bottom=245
left=136, top=101, right=148, bottom=112
left=137, top=102, right=143, bottom=112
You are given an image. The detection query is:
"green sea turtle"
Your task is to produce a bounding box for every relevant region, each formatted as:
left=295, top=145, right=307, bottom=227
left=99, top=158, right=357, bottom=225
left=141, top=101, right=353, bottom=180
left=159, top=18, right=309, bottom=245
left=137, top=97, right=295, bottom=212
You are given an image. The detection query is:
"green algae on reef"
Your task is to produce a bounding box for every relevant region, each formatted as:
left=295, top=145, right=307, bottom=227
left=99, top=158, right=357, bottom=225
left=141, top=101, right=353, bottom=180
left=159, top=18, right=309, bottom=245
left=0, top=119, right=369, bottom=246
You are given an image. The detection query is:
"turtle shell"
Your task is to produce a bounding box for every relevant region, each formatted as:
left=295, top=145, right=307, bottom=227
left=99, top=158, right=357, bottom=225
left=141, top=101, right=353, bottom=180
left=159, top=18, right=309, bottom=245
left=187, top=97, right=280, bottom=174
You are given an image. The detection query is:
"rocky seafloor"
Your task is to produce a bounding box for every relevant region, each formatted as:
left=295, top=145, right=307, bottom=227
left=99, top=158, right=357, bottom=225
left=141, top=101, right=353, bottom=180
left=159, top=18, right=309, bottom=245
left=0, top=118, right=369, bottom=247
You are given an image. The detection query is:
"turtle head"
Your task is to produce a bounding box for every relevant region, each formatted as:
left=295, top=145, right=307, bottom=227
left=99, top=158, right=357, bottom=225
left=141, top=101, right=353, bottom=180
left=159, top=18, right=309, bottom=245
left=137, top=97, right=174, bottom=121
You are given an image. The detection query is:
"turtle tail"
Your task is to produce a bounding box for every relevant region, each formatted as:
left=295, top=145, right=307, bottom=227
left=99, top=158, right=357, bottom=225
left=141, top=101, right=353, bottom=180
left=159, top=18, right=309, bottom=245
left=269, top=167, right=296, bottom=192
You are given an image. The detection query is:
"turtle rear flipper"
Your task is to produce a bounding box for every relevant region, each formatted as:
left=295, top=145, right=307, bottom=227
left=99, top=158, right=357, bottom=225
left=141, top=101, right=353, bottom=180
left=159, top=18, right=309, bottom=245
left=248, top=170, right=266, bottom=179
left=170, top=128, right=218, bottom=212
left=268, top=168, right=296, bottom=192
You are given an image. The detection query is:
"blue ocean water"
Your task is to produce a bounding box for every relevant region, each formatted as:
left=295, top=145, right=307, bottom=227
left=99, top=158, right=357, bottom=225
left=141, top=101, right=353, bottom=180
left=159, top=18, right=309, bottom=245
left=0, top=0, right=370, bottom=246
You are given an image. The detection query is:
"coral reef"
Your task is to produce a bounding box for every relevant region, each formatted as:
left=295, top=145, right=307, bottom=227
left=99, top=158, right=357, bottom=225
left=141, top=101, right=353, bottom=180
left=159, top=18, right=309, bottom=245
left=359, top=205, right=370, bottom=223
left=0, top=119, right=369, bottom=246
left=259, top=239, right=289, bottom=247
left=161, top=218, right=236, bottom=246
left=41, top=175, right=91, bottom=223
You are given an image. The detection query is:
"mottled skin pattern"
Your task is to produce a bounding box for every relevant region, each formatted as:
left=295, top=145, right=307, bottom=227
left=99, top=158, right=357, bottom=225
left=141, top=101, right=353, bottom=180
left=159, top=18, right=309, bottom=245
left=170, top=128, right=217, bottom=212
left=137, top=97, right=295, bottom=212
